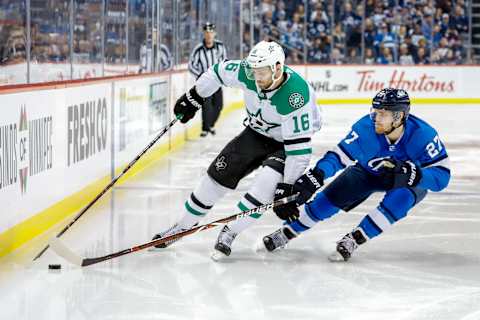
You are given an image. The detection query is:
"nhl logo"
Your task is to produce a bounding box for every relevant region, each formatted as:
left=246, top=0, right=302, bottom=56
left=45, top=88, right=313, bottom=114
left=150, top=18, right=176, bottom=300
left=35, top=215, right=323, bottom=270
left=215, top=156, right=227, bottom=171
left=288, top=93, right=304, bottom=109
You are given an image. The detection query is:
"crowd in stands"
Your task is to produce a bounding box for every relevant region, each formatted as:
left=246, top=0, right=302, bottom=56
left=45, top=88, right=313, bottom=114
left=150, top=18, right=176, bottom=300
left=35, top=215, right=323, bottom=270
left=1, top=0, right=473, bottom=68
left=254, top=0, right=471, bottom=64
left=0, top=0, right=148, bottom=66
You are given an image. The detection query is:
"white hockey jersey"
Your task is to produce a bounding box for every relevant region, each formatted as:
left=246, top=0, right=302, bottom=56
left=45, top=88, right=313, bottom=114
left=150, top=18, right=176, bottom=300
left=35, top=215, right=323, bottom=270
left=195, top=59, right=323, bottom=183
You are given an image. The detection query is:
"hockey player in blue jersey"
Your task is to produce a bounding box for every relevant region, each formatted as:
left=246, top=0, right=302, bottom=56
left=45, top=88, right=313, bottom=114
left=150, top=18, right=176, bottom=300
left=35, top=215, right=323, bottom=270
left=262, top=88, right=451, bottom=261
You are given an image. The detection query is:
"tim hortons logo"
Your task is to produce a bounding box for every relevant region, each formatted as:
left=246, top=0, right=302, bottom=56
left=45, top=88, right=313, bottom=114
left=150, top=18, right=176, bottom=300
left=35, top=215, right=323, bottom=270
left=357, top=70, right=455, bottom=93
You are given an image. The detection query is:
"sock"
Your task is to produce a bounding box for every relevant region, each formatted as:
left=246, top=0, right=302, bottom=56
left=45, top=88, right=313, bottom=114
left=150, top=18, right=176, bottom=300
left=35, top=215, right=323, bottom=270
left=229, top=166, right=282, bottom=234
left=178, top=174, right=231, bottom=228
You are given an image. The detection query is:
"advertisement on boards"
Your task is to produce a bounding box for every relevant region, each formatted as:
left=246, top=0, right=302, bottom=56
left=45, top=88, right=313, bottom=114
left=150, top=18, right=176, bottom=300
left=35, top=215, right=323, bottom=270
left=0, top=84, right=112, bottom=232
left=300, top=66, right=479, bottom=99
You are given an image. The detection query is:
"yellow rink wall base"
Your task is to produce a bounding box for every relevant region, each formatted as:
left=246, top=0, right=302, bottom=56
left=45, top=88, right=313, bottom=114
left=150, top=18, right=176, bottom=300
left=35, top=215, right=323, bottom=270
left=0, top=101, right=243, bottom=259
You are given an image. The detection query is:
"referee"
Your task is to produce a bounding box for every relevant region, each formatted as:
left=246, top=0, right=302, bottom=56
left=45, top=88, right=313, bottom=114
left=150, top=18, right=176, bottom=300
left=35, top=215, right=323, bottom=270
left=188, top=22, right=227, bottom=137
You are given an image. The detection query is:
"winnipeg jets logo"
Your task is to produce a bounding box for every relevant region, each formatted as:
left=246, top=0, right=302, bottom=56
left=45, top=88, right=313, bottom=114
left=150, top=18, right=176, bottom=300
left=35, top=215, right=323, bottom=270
left=396, top=89, right=407, bottom=98
left=288, top=93, right=304, bottom=109
left=215, top=156, right=227, bottom=171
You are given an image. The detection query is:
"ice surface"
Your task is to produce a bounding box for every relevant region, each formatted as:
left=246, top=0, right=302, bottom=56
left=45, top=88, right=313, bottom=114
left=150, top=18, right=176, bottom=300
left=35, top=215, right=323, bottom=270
left=1, top=104, right=479, bottom=320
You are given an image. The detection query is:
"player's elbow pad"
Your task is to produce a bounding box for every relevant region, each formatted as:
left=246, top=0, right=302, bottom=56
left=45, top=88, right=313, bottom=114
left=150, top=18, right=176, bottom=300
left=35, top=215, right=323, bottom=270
left=420, top=166, right=451, bottom=192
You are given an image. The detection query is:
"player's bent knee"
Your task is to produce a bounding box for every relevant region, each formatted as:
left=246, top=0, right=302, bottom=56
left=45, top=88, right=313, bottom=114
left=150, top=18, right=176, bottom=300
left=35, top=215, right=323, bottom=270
left=381, top=187, right=419, bottom=220
left=305, top=192, right=340, bottom=221
left=248, top=166, right=283, bottom=204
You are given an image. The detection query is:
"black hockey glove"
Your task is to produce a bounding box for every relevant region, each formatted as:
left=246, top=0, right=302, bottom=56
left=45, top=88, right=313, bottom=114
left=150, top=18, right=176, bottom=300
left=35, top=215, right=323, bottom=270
left=174, top=87, right=204, bottom=123
left=293, top=168, right=325, bottom=205
left=273, top=183, right=299, bottom=222
left=382, top=159, right=422, bottom=189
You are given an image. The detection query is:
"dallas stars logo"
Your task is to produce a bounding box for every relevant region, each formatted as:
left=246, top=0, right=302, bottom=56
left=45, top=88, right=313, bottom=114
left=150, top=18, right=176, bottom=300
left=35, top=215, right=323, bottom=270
left=247, top=109, right=280, bottom=133
left=288, top=93, right=304, bottom=109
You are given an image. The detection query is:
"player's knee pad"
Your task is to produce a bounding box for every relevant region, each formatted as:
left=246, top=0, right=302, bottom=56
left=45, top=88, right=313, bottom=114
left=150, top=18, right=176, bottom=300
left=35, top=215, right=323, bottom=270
left=409, top=186, right=428, bottom=205
left=304, top=192, right=340, bottom=222
left=193, top=174, right=231, bottom=207
left=380, top=187, right=418, bottom=220
left=246, top=166, right=283, bottom=204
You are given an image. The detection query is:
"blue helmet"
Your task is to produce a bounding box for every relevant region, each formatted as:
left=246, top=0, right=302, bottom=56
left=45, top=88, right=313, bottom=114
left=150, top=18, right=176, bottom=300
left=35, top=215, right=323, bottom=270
left=371, top=88, right=411, bottom=120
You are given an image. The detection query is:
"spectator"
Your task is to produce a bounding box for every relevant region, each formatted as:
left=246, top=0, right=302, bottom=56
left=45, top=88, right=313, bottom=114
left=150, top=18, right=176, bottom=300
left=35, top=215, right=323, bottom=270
left=331, top=47, right=344, bottom=64
left=372, top=4, right=385, bottom=27
left=348, top=47, right=361, bottom=64
left=432, top=24, right=443, bottom=47
left=421, top=13, right=433, bottom=41
left=364, top=47, right=375, bottom=64
left=452, top=4, right=468, bottom=34
left=417, top=38, right=430, bottom=57
left=376, top=46, right=393, bottom=64
left=432, top=37, right=452, bottom=64
left=374, top=22, right=396, bottom=55
left=415, top=46, right=430, bottom=64
left=439, top=13, right=451, bottom=35
left=399, top=43, right=414, bottom=65
left=397, top=25, right=408, bottom=45
left=309, top=10, right=329, bottom=38
left=341, top=2, right=361, bottom=35
left=332, top=23, right=346, bottom=53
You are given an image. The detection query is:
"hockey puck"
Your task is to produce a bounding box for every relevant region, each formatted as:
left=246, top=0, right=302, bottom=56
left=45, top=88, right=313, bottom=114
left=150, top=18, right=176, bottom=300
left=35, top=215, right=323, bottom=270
left=48, top=264, right=61, bottom=270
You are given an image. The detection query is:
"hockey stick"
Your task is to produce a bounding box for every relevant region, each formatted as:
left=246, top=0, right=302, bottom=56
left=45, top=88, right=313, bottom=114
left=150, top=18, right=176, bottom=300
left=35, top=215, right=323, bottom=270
left=49, top=194, right=298, bottom=267
left=33, top=116, right=181, bottom=261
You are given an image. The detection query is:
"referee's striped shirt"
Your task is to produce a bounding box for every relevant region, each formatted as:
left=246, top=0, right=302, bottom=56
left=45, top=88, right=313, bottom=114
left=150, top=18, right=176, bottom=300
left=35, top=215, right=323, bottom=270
left=188, top=40, right=227, bottom=79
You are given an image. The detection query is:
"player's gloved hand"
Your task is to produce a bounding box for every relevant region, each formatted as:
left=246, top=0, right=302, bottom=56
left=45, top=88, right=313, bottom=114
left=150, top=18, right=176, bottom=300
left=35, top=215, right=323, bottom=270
left=174, top=87, right=204, bottom=123
left=293, top=168, right=325, bottom=205
left=273, top=183, right=299, bottom=222
left=382, top=159, right=422, bottom=189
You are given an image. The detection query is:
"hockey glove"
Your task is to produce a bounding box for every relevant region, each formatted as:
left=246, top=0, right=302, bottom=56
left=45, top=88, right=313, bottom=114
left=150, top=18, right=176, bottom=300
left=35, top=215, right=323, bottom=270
left=293, top=168, right=325, bottom=205
left=174, top=87, right=204, bottom=123
left=382, top=159, right=422, bottom=189
left=273, top=183, right=299, bottom=222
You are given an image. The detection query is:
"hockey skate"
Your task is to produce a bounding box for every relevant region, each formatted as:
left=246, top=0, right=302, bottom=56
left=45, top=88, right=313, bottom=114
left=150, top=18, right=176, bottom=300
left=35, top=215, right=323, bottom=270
left=151, top=223, right=196, bottom=249
left=262, top=227, right=297, bottom=252
left=211, top=225, right=238, bottom=261
left=328, top=229, right=367, bottom=262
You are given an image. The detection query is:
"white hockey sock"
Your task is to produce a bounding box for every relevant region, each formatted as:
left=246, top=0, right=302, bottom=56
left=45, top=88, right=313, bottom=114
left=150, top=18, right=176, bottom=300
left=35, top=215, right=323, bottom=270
left=178, top=174, right=231, bottom=228
left=229, top=166, right=282, bottom=234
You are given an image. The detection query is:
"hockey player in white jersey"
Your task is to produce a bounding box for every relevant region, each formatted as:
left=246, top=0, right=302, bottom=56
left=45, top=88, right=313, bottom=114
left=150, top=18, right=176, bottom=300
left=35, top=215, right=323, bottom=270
left=151, top=41, right=322, bottom=258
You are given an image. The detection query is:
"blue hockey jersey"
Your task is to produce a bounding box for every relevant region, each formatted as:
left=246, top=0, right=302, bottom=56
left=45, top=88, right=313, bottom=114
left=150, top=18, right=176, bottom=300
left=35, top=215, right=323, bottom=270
left=314, top=114, right=451, bottom=191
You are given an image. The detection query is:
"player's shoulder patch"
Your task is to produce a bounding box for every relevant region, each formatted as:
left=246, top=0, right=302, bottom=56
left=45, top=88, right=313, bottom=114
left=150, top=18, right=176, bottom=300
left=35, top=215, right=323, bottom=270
left=271, top=66, right=310, bottom=115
